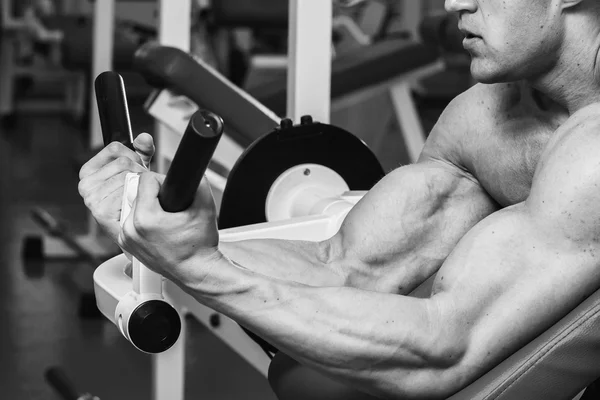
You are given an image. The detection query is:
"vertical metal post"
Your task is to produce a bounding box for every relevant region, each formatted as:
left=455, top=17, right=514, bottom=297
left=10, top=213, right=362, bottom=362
left=158, top=0, right=192, bottom=49
left=90, top=0, right=115, bottom=148
left=152, top=4, right=192, bottom=399
left=155, top=0, right=192, bottom=174
left=400, top=0, right=423, bottom=41
left=287, top=0, right=332, bottom=123
left=0, top=30, right=15, bottom=116
left=152, top=315, right=186, bottom=400
left=85, top=0, right=116, bottom=238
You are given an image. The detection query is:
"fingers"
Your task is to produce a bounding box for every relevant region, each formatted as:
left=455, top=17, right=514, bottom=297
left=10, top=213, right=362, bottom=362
left=78, top=156, right=146, bottom=199
left=131, top=172, right=165, bottom=233
left=88, top=187, right=125, bottom=242
left=79, top=141, right=144, bottom=180
left=81, top=170, right=130, bottom=206
left=133, top=132, right=155, bottom=168
left=135, top=171, right=164, bottom=210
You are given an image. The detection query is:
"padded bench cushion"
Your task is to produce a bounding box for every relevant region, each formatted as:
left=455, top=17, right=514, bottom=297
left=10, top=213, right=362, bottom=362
left=268, top=286, right=600, bottom=400
left=133, top=40, right=438, bottom=147
left=248, top=38, right=439, bottom=116
left=134, top=43, right=280, bottom=148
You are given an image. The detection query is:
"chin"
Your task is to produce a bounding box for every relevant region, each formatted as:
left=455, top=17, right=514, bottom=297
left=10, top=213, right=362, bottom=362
left=469, top=59, right=514, bottom=84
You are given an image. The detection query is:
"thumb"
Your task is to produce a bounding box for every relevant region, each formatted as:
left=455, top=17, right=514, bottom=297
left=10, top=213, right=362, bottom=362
left=135, top=172, right=165, bottom=212
left=133, top=132, right=155, bottom=168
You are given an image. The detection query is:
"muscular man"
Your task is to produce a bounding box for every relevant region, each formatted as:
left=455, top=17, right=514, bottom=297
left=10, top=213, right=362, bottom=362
left=78, top=0, right=600, bottom=398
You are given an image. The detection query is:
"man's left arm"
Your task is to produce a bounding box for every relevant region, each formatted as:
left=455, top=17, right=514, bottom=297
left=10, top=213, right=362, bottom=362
left=124, top=114, right=600, bottom=399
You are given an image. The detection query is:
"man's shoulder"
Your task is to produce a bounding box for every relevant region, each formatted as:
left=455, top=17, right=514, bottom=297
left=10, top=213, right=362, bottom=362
left=421, top=82, right=524, bottom=165
left=534, top=102, right=600, bottom=198
left=529, top=102, right=600, bottom=243
left=544, top=102, right=600, bottom=152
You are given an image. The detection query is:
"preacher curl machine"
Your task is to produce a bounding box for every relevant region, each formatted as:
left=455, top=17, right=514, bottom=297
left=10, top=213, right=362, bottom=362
left=92, top=69, right=385, bottom=394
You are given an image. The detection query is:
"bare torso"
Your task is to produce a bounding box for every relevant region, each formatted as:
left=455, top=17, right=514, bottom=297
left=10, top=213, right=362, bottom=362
left=335, top=81, right=591, bottom=297
left=453, top=82, right=569, bottom=207
left=397, top=82, right=578, bottom=298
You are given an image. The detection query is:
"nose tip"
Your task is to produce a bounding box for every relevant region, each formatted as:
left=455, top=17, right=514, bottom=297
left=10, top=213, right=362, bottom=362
left=445, top=0, right=477, bottom=13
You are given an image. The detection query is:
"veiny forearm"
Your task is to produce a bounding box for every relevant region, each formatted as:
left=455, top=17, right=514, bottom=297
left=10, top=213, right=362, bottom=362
left=187, top=260, right=457, bottom=399
left=219, top=238, right=343, bottom=287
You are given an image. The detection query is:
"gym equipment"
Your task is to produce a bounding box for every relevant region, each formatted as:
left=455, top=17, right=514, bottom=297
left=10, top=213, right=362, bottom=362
left=218, top=116, right=384, bottom=229
left=21, top=72, right=152, bottom=318
left=21, top=0, right=193, bottom=276
left=141, top=0, right=334, bottom=190
left=18, top=0, right=178, bottom=286
left=20, top=71, right=138, bottom=272
left=97, top=71, right=224, bottom=354
left=0, top=0, right=160, bottom=127
left=45, top=367, right=100, bottom=400
left=22, top=209, right=106, bottom=319
left=138, top=38, right=440, bottom=204
left=95, top=71, right=136, bottom=151
left=138, top=14, right=442, bottom=185
left=93, top=115, right=383, bottom=397
left=0, top=0, right=86, bottom=126
left=249, top=37, right=441, bottom=163
left=88, top=0, right=191, bottom=154
left=91, top=4, right=385, bottom=390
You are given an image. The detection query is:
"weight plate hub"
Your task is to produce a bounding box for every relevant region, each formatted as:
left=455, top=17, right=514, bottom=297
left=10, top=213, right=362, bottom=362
left=219, top=117, right=385, bottom=229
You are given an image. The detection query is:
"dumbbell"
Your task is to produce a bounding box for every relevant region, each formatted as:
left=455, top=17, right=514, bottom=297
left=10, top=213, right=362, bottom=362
left=95, top=71, right=223, bottom=353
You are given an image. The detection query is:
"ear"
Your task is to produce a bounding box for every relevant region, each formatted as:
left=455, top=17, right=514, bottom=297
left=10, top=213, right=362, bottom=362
left=561, top=0, right=584, bottom=10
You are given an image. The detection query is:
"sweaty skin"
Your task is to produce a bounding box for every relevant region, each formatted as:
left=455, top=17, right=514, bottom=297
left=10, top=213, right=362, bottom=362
left=78, top=0, right=600, bottom=398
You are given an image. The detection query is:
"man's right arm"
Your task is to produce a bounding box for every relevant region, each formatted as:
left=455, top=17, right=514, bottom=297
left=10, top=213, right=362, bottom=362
left=80, top=88, right=498, bottom=294
left=220, top=89, right=500, bottom=294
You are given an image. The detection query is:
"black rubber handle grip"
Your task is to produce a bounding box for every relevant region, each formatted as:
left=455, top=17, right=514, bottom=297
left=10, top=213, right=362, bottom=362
left=158, top=110, right=223, bottom=213
left=95, top=71, right=135, bottom=149
left=45, top=367, right=80, bottom=400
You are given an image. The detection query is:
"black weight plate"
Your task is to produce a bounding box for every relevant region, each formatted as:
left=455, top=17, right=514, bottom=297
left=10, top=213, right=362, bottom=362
left=219, top=119, right=385, bottom=229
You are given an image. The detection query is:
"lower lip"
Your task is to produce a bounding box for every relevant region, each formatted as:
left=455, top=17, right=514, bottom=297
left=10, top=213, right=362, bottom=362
left=463, top=36, right=482, bottom=49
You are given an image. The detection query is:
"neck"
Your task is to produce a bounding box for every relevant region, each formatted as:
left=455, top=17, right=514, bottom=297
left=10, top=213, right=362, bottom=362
left=528, top=18, right=600, bottom=115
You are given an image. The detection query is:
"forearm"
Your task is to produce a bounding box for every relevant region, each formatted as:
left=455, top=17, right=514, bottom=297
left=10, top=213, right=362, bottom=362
left=185, top=256, right=456, bottom=399
left=219, top=238, right=344, bottom=287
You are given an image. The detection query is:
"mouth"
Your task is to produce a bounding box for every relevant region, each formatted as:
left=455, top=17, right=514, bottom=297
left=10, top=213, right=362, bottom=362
left=458, top=25, right=482, bottom=40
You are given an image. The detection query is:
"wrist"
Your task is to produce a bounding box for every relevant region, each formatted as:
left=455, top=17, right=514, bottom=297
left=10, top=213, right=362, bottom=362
left=176, top=246, right=227, bottom=291
left=180, top=247, right=263, bottom=312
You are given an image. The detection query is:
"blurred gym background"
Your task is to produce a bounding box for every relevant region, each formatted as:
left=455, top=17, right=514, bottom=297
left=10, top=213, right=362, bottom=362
left=0, top=0, right=471, bottom=399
